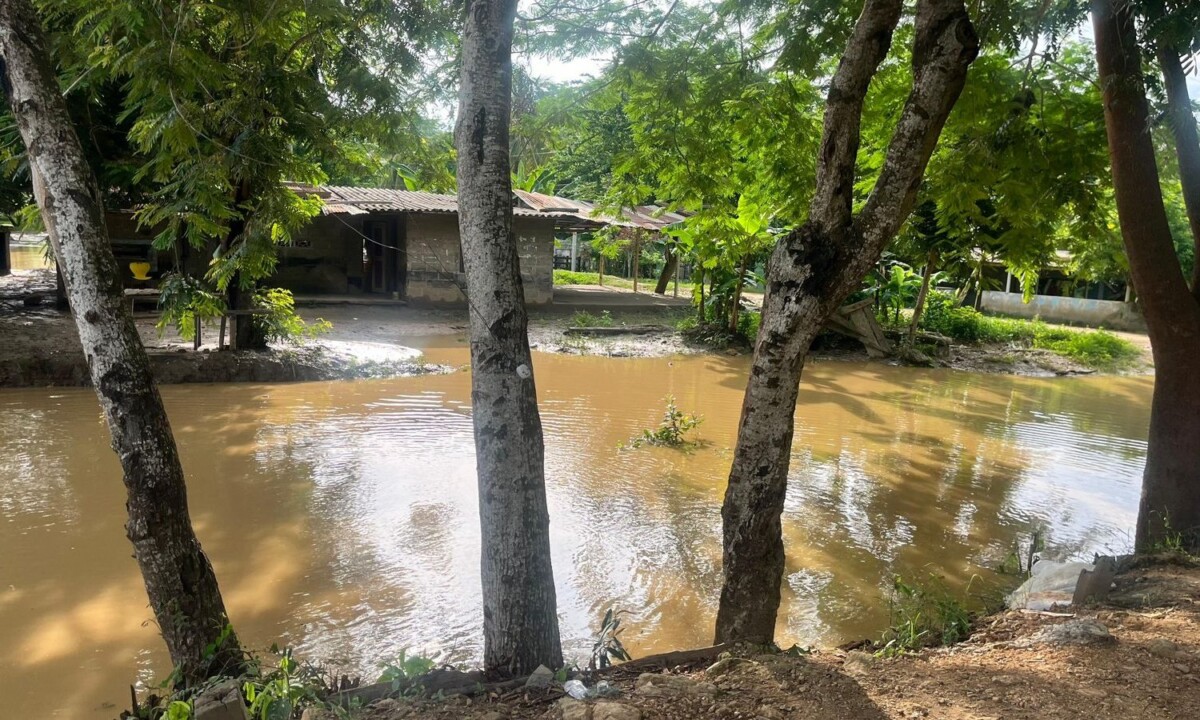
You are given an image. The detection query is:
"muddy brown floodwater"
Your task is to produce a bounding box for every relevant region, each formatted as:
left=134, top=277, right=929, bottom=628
left=0, top=338, right=1153, bottom=718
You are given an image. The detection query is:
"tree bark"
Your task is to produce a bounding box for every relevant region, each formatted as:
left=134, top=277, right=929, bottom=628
left=715, top=0, right=978, bottom=645
left=0, top=0, right=244, bottom=684
left=454, top=0, right=563, bottom=676
left=1093, top=0, right=1200, bottom=551
left=1157, top=45, right=1200, bottom=296
left=654, top=242, right=677, bottom=294
left=907, top=251, right=938, bottom=342
left=728, top=254, right=749, bottom=334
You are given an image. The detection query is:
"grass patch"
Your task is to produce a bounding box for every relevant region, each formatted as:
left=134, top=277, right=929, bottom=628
left=920, top=292, right=1140, bottom=369
left=554, top=269, right=638, bottom=290
left=570, top=309, right=616, bottom=327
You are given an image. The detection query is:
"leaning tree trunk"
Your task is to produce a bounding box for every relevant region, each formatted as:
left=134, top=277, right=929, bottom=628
left=715, top=0, right=978, bottom=645
left=727, top=254, right=749, bottom=334
left=907, top=250, right=938, bottom=342
left=654, top=243, right=677, bottom=295
left=1094, top=0, right=1200, bottom=551
left=454, top=0, right=563, bottom=676
left=1157, top=45, right=1200, bottom=296
left=0, top=0, right=244, bottom=684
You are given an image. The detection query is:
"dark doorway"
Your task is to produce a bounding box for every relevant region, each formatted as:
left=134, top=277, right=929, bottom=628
left=363, top=218, right=407, bottom=297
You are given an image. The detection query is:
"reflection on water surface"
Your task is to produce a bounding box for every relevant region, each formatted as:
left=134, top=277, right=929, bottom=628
left=0, top=345, right=1151, bottom=717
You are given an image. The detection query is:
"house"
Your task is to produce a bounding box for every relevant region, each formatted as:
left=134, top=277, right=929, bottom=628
left=274, top=186, right=562, bottom=304
left=103, top=185, right=583, bottom=305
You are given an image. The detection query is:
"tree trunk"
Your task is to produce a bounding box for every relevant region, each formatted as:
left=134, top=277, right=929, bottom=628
left=728, top=254, right=749, bottom=334
left=1157, top=45, right=1200, bottom=296
left=907, top=251, right=938, bottom=342
left=655, top=243, right=677, bottom=294
left=697, top=267, right=706, bottom=319
left=1093, top=0, right=1200, bottom=551
left=715, top=0, right=978, bottom=645
left=454, top=0, right=563, bottom=676
left=0, top=0, right=244, bottom=684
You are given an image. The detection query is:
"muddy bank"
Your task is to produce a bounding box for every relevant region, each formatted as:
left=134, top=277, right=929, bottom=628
left=306, top=557, right=1200, bottom=720
left=0, top=341, right=444, bottom=388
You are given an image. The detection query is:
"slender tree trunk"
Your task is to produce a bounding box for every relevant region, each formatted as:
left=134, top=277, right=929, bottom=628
left=0, top=0, right=244, bottom=684
left=728, top=254, right=749, bottom=334
left=697, top=267, right=706, bottom=319
left=454, top=0, right=563, bottom=676
left=715, top=0, right=977, bottom=645
left=1157, top=45, right=1200, bottom=296
left=1093, top=0, right=1200, bottom=551
left=908, top=251, right=938, bottom=342
left=655, top=242, right=677, bottom=294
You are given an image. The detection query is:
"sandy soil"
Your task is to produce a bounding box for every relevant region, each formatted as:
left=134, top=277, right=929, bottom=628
left=315, top=558, right=1200, bottom=720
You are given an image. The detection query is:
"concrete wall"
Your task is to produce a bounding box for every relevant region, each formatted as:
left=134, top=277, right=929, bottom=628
left=276, top=215, right=363, bottom=294
left=405, top=213, right=554, bottom=305
left=981, top=290, right=1146, bottom=332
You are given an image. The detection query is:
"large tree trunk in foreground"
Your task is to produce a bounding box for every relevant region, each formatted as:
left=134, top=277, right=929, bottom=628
left=715, top=0, right=978, bottom=645
left=1093, top=0, right=1200, bottom=551
left=455, top=0, right=563, bottom=676
left=1157, top=46, right=1200, bottom=296
left=0, top=0, right=244, bottom=684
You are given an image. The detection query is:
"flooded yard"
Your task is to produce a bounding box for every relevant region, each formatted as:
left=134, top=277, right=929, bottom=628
left=0, top=344, right=1152, bottom=717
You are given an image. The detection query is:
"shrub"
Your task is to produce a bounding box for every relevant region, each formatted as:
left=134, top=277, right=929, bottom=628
left=554, top=270, right=600, bottom=285
left=253, top=288, right=331, bottom=344
left=1032, top=328, right=1140, bottom=367
left=737, top=310, right=761, bottom=342
left=876, top=573, right=972, bottom=657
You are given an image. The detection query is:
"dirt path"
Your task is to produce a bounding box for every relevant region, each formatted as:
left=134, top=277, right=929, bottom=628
left=321, top=560, right=1200, bottom=720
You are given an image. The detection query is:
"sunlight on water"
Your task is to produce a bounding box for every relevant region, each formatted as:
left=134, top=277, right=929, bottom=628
left=0, top=350, right=1152, bottom=717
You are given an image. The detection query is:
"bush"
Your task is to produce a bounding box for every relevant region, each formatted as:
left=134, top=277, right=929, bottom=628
left=919, top=291, right=1139, bottom=368
left=1033, top=328, right=1140, bottom=367
left=877, top=573, right=973, bottom=657
left=554, top=269, right=601, bottom=285
left=737, top=310, right=761, bottom=342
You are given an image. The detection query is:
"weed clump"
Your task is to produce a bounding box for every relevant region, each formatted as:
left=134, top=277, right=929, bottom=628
left=624, top=395, right=703, bottom=449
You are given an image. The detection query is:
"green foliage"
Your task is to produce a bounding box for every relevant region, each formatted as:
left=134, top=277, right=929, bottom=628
left=919, top=292, right=1140, bottom=368
left=553, top=269, right=637, bottom=290
left=570, top=310, right=615, bottom=328
left=625, top=396, right=703, bottom=449
left=252, top=289, right=331, bottom=345
left=589, top=608, right=632, bottom=671
left=876, top=574, right=973, bottom=657
left=737, top=311, right=762, bottom=343
left=155, top=275, right=226, bottom=342
left=377, top=649, right=437, bottom=695
left=871, top=264, right=924, bottom=323
left=242, top=648, right=327, bottom=720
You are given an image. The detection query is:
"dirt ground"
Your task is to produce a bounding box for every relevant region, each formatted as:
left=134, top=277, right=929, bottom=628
left=0, top=270, right=1154, bottom=386
left=319, top=559, right=1200, bottom=720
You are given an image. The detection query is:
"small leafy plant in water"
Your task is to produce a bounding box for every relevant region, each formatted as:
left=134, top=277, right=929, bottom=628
left=590, top=608, right=633, bottom=670
left=624, top=395, right=703, bottom=449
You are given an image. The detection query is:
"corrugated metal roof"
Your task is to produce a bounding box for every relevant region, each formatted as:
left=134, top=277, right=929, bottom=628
left=320, top=186, right=545, bottom=217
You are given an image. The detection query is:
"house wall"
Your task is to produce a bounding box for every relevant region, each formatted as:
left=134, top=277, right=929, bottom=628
left=405, top=213, right=554, bottom=305
left=981, top=290, right=1147, bottom=332
left=275, top=215, right=363, bottom=294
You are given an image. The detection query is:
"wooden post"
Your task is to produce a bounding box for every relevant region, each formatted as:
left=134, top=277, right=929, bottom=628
left=674, top=260, right=680, bottom=298
left=632, top=232, right=640, bottom=293
left=0, top=229, right=9, bottom=276
left=219, top=315, right=227, bottom=350
left=599, top=255, right=604, bottom=286
left=570, top=232, right=578, bottom=272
